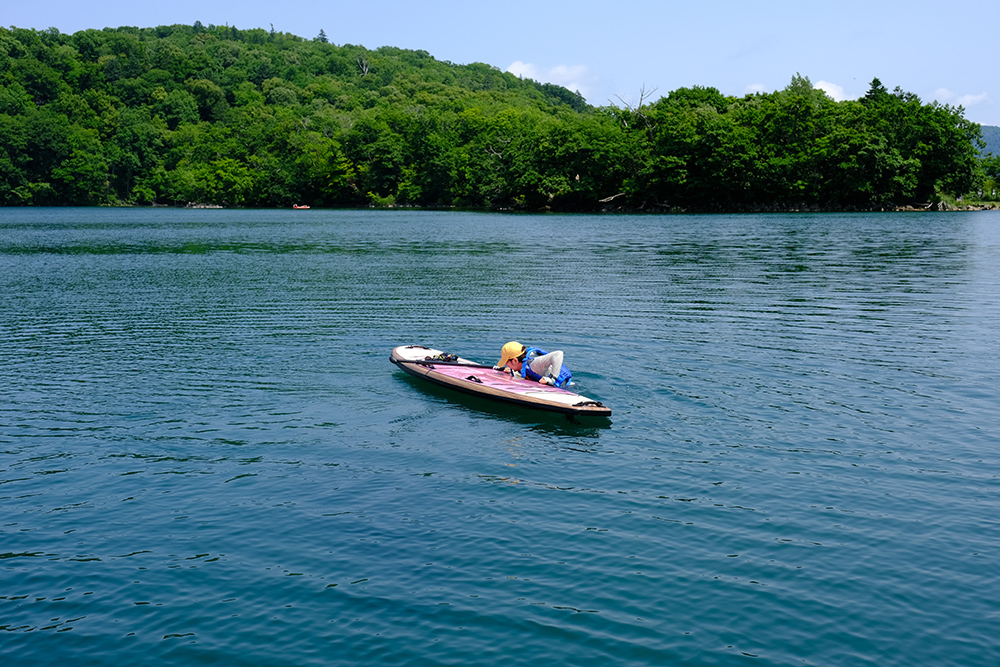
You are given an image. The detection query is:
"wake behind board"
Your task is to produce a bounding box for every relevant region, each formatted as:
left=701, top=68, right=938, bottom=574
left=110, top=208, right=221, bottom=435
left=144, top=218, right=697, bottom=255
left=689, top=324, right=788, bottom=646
left=390, top=345, right=612, bottom=417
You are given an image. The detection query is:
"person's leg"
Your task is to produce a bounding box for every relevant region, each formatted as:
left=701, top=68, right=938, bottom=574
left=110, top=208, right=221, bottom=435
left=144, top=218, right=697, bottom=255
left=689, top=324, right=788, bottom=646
left=529, top=350, right=563, bottom=378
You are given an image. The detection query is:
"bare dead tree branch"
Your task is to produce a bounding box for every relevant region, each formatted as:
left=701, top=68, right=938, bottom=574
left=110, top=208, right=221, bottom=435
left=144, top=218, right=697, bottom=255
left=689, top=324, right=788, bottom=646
left=614, top=85, right=659, bottom=135
left=486, top=136, right=511, bottom=159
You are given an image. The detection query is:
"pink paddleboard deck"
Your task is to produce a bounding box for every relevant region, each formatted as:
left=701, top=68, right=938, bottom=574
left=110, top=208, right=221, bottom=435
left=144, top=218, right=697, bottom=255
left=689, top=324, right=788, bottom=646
left=390, top=345, right=611, bottom=417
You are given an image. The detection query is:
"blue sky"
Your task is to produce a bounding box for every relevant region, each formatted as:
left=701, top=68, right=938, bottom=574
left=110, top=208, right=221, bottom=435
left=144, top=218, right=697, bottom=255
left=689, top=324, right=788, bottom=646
left=6, top=0, right=998, bottom=126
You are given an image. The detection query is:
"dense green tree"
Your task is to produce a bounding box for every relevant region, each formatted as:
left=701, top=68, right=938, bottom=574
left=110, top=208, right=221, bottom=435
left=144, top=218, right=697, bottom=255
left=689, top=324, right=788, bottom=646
left=0, top=25, right=988, bottom=210
left=0, top=112, right=29, bottom=204
left=185, top=78, right=228, bottom=121
left=52, top=128, right=109, bottom=204
left=0, top=82, right=33, bottom=115
left=979, top=154, right=1000, bottom=200
left=157, top=88, right=199, bottom=129
left=861, top=78, right=983, bottom=201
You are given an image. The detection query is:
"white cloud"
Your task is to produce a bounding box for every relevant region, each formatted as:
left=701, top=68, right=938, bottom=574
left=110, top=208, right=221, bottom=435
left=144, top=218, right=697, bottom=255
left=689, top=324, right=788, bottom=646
left=933, top=88, right=991, bottom=109
left=744, top=83, right=767, bottom=95
left=934, top=87, right=956, bottom=102
left=957, top=92, right=990, bottom=107
left=815, top=80, right=847, bottom=102
left=507, top=61, right=592, bottom=96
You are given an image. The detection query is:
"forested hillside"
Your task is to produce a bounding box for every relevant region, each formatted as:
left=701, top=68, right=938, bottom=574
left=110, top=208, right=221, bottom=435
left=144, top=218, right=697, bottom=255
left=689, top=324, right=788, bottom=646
left=0, top=23, right=988, bottom=209
left=980, top=125, right=1000, bottom=155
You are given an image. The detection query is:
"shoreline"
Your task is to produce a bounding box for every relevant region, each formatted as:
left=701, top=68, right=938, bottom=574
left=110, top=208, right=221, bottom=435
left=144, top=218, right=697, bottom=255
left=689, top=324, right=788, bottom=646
left=7, top=201, right=999, bottom=213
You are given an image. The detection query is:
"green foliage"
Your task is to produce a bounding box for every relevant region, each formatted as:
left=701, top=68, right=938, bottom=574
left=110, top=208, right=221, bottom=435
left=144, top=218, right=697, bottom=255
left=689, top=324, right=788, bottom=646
left=0, top=26, right=985, bottom=209
left=976, top=153, right=1000, bottom=201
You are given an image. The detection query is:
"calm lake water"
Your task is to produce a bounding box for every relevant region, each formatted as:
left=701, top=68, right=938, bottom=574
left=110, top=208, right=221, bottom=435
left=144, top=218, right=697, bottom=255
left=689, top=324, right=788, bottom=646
left=2, top=208, right=998, bottom=666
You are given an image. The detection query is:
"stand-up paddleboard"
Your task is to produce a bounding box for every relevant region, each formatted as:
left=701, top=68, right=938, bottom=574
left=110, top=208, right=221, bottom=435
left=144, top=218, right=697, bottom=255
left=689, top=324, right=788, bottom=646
left=390, top=345, right=611, bottom=417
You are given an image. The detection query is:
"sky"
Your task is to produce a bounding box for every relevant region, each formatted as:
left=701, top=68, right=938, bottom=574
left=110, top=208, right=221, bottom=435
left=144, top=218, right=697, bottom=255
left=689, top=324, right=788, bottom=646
left=5, top=0, right=998, bottom=126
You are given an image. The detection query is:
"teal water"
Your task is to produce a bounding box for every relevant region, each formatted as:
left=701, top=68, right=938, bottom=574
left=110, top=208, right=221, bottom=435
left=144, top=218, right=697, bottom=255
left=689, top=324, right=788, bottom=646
left=2, top=208, right=998, bottom=666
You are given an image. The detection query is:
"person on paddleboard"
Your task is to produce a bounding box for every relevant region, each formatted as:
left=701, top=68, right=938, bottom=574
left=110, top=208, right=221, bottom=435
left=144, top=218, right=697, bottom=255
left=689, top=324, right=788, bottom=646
left=494, top=341, right=572, bottom=387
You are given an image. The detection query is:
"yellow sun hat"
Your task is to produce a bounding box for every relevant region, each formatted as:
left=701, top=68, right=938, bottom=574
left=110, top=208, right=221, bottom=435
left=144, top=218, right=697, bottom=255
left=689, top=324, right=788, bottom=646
left=499, top=341, right=526, bottom=366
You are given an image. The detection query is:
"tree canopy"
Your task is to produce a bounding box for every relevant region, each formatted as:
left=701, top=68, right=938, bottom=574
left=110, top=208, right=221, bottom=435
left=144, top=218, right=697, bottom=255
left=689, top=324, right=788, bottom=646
left=0, top=25, right=988, bottom=209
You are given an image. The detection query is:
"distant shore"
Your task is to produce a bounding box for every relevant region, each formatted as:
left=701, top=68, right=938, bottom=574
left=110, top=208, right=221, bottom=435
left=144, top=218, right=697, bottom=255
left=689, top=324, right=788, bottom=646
left=121, top=200, right=1000, bottom=213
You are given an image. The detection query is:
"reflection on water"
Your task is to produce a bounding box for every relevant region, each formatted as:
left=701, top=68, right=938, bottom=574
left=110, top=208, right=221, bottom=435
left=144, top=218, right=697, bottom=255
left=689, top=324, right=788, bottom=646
left=2, top=208, right=999, bottom=667
left=393, top=373, right=611, bottom=437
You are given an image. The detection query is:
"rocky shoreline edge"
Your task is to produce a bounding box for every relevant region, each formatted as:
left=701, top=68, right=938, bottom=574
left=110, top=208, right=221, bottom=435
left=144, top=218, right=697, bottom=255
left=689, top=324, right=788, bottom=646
left=600, top=201, right=1000, bottom=214
left=162, top=201, right=1000, bottom=213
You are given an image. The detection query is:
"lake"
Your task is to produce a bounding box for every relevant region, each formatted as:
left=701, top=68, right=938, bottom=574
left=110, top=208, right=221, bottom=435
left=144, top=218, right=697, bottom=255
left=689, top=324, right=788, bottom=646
left=2, top=207, right=998, bottom=666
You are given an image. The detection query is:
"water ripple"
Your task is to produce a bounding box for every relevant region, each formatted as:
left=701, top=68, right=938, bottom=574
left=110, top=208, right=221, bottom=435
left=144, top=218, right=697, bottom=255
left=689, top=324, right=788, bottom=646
left=2, top=209, right=999, bottom=666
